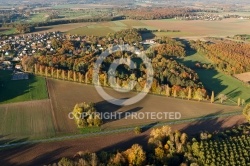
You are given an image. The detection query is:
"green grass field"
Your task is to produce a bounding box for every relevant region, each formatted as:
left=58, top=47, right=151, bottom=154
left=0, top=28, right=16, bottom=35
left=27, top=13, right=47, bottom=22
left=0, top=70, right=48, bottom=104
left=67, top=20, right=159, bottom=36
left=68, top=25, right=114, bottom=36
left=66, top=20, right=192, bottom=37
left=0, top=100, right=55, bottom=139
left=178, top=52, right=250, bottom=103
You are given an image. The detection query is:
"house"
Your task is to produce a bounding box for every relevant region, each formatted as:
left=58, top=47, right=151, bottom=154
left=15, top=64, right=22, bottom=70
left=3, top=61, right=11, bottom=65
left=12, top=57, right=21, bottom=62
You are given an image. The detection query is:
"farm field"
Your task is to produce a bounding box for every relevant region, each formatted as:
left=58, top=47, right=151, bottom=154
left=178, top=52, right=250, bottom=103
left=46, top=78, right=241, bottom=131
left=0, top=70, right=48, bottom=104
left=0, top=28, right=16, bottom=35
left=52, top=4, right=115, bottom=9
left=27, top=13, right=48, bottom=22
left=0, top=114, right=245, bottom=166
left=142, top=18, right=250, bottom=36
left=28, top=22, right=95, bottom=34
left=0, top=100, right=55, bottom=139
left=68, top=26, right=114, bottom=36
left=234, top=72, right=250, bottom=83
left=65, top=18, right=250, bottom=38
left=0, top=75, right=242, bottom=141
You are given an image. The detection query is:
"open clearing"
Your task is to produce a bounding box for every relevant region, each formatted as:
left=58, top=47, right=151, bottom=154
left=0, top=71, right=48, bottom=104
left=0, top=100, right=55, bottom=139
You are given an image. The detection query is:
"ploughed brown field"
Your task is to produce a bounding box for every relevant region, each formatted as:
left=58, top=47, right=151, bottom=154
left=234, top=72, right=250, bottom=83
left=0, top=115, right=245, bottom=166
left=47, top=78, right=241, bottom=134
left=0, top=78, right=241, bottom=139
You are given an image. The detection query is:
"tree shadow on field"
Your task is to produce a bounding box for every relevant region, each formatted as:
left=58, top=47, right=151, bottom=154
left=0, top=71, right=37, bottom=103
left=186, top=69, right=227, bottom=96
left=27, top=146, right=70, bottom=166
left=245, top=98, right=250, bottom=103
left=180, top=111, right=243, bottom=137
left=32, top=27, right=52, bottom=33
left=119, top=106, right=143, bottom=119
left=172, top=40, right=232, bottom=97
left=141, top=121, right=159, bottom=133
left=140, top=31, right=156, bottom=40
left=0, top=136, right=34, bottom=166
left=97, top=134, right=148, bottom=153
left=95, top=99, right=143, bottom=124
left=226, top=89, right=242, bottom=99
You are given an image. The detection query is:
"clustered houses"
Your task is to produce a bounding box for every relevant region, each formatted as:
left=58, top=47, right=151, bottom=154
left=176, top=13, right=223, bottom=21
left=0, top=31, right=61, bottom=58
left=0, top=31, right=59, bottom=70
left=0, top=32, right=64, bottom=70
left=0, top=30, right=155, bottom=71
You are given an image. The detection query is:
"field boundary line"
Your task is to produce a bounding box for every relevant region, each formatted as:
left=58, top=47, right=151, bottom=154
left=45, top=78, right=59, bottom=132
left=0, top=99, right=51, bottom=107
left=35, top=74, right=240, bottom=107
left=0, top=111, right=243, bottom=149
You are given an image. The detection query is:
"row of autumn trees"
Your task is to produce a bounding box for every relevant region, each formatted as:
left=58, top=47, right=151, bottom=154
left=22, top=29, right=208, bottom=100
left=48, top=111, right=250, bottom=166
left=118, top=7, right=198, bottom=20
left=190, top=40, right=250, bottom=74
left=33, top=63, right=208, bottom=100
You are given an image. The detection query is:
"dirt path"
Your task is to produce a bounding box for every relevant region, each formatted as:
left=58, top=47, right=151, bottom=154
left=0, top=114, right=246, bottom=166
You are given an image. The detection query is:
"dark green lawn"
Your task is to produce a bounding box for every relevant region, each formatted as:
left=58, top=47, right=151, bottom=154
left=177, top=52, right=250, bottom=104
left=0, top=70, right=48, bottom=104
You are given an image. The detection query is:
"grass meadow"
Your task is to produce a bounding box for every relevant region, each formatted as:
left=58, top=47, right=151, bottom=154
left=178, top=52, right=250, bottom=104
left=0, top=100, right=55, bottom=139
left=0, top=70, right=48, bottom=104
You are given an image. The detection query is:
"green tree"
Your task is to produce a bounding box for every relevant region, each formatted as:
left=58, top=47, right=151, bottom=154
left=134, top=127, right=142, bottom=135
left=243, top=104, right=250, bottom=122
left=155, top=147, right=166, bottom=164
left=58, top=157, right=74, bottom=166
left=125, top=144, right=146, bottom=166
left=179, top=90, right=186, bottom=99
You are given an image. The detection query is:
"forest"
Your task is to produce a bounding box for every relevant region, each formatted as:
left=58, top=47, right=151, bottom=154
left=190, top=40, right=250, bottom=74
left=118, top=7, right=200, bottom=20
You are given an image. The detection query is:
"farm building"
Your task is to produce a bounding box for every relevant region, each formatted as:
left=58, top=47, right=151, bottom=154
left=12, top=71, right=29, bottom=80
